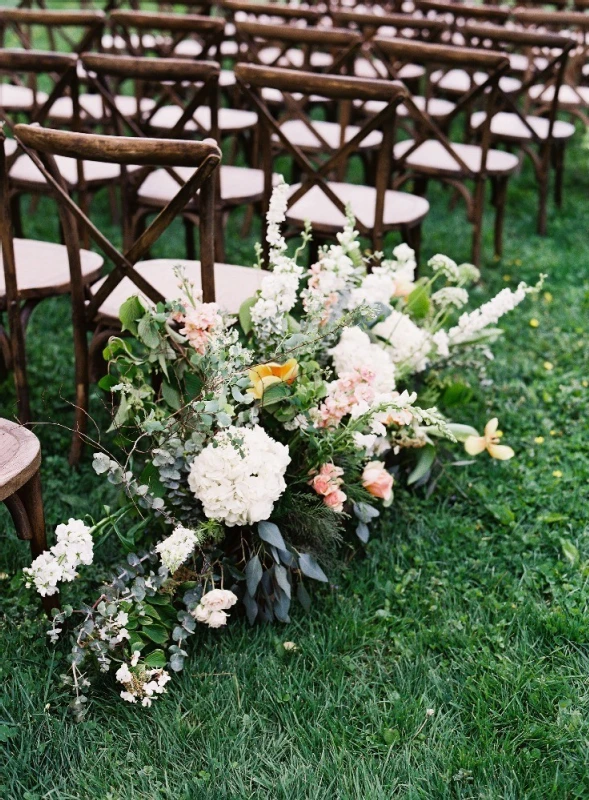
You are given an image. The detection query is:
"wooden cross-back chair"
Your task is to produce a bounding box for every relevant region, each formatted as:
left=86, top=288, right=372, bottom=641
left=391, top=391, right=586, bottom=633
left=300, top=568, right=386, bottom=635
left=0, top=8, right=105, bottom=56
left=108, top=10, right=257, bottom=142
left=372, top=37, right=518, bottom=264
left=0, top=49, right=134, bottom=245
left=8, top=124, right=226, bottom=464
left=79, top=52, right=265, bottom=261
left=235, top=63, right=430, bottom=259
left=462, top=22, right=575, bottom=234
left=222, top=0, right=324, bottom=27
left=514, top=10, right=589, bottom=127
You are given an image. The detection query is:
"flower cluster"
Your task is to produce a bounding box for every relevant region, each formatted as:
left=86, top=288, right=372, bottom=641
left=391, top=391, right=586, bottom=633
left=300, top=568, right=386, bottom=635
left=23, top=518, right=93, bottom=596
left=155, top=526, right=199, bottom=574
left=178, top=300, right=223, bottom=355
left=309, top=463, right=347, bottom=513
left=329, top=327, right=396, bottom=392
left=116, top=654, right=171, bottom=707
left=187, top=425, right=291, bottom=526
left=193, top=588, right=238, bottom=628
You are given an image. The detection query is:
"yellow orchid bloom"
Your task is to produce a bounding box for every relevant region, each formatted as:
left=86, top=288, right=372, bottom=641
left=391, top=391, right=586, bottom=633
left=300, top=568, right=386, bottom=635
left=247, top=359, right=299, bottom=400
left=464, top=418, right=514, bottom=461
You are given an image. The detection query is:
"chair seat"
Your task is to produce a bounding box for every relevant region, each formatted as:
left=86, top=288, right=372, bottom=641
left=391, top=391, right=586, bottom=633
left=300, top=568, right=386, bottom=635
left=0, top=238, right=103, bottom=301
left=91, top=258, right=266, bottom=321
left=529, top=83, right=589, bottom=107
left=149, top=104, right=258, bottom=134
left=354, top=57, right=425, bottom=82
left=138, top=164, right=265, bottom=206
left=363, top=95, right=455, bottom=120
left=0, top=83, right=48, bottom=111
left=470, top=110, right=575, bottom=141
left=431, top=69, right=521, bottom=96
left=0, top=419, right=41, bottom=502
left=394, top=139, right=519, bottom=175
left=257, top=46, right=333, bottom=69
left=48, top=93, right=156, bottom=122
left=286, top=181, right=429, bottom=231
left=275, top=119, right=382, bottom=152
left=9, top=153, right=129, bottom=187
left=173, top=39, right=203, bottom=57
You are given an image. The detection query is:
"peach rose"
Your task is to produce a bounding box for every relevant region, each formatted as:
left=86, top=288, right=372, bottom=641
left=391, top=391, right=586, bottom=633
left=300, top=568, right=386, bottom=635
left=310, top=474, right=333, bottom=496
left=362, top=461, right=394, bottom=502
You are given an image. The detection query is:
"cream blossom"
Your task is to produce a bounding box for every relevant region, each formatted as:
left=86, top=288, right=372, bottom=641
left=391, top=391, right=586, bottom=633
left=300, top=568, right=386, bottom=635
left=464, top=418, right=514, bottom=460
left=193, top=588, right=238, bottom=628
left=329, top=327, right=396, bottom=393
left=373, top=311, right=433, bottom=374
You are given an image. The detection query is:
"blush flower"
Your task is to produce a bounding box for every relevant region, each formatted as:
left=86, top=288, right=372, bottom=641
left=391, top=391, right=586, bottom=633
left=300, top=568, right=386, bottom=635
left=309, top=463, right=347, bottom=513
left=464, top=418, right=514, bottom=460
left=362, top=461, right=394, bottom=503
left=178, top=301, right=223, bottom=354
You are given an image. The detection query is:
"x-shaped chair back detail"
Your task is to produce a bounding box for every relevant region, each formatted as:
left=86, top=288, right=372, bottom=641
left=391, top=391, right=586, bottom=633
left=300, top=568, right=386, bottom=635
left=108, top=10, right=225, bottom=60
left=371, top=37, right=510, bottom=178
left=0, top=9, right=105, bottom=55
left=462, top=23, right=573, bottom=146
left=13, top=124, right=221, bottom=320
left=235, top=63, right=408, bottom=257
left=235, top=22, right=363, bottom=76
left=0, top=50, right=81, bottom=174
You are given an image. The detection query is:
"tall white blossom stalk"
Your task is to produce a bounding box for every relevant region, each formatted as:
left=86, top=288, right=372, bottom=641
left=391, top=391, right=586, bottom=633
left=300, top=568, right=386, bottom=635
left=448, top=281, right=540, bottom=345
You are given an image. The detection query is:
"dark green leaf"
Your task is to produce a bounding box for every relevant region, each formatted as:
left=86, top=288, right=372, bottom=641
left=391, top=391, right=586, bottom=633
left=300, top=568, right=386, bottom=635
left=298, top=553, right=328, bottom=583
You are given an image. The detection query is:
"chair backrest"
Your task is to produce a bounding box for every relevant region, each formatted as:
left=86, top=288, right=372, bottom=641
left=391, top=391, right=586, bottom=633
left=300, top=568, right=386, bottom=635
left=235, top=62, right=408, bottom=252
left=332, top=9, right=445, bottom=44
left=235, top=21, right=362, bottom=74
left=10, top=125, right=222, bottom=323
left=414, top=0, right=511, bottom=27
left=462, top=22, right=573, bottom=139
left=0, top=49, right=80, bottom=172
left=222, top=0, right=324, bottom=26
left=372, top=37, right=510, bottom=176
left=0, top=9, right=105, bottom=54
left=80, top=52, right=220, bottom=139
left=108, top=10, right=225, bottom=59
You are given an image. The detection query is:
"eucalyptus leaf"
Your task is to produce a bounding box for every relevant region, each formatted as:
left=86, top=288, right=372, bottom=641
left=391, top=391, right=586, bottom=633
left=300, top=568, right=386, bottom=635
left=245, top=555, right=263, bottom=596
left=258, top=521, right=286, bottom=551
left=298, top=553, right=328, bottom=583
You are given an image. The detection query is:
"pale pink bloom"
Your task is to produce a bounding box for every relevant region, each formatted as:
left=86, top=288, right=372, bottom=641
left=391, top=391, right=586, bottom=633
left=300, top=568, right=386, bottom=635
left=200, top=588, right=238, bottom=612
left=310, top=474, right=333, bottom=496
left=323, top=489, right=347, bottom=513
left=206, top=609, right=229, bottom=628
left=362, top=461, right=394, bottom=502
left=179, top=302, right=222, bottom=354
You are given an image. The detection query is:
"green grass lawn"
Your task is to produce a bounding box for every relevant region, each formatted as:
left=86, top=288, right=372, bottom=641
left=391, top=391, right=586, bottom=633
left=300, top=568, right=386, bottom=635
left=2, top=51, right=589, bottom=799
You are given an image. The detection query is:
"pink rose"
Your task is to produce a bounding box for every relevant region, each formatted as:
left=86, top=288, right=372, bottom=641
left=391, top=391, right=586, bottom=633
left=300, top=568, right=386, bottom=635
left=362, top=461, right=393, bottom=502
left=311, top=474, right=333, bottom=496
left=323, top=489, right=347, bottom=513
left=319, top=463, right=344, bottom=480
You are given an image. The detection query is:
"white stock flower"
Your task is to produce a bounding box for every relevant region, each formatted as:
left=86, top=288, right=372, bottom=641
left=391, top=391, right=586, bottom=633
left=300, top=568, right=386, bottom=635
left=431, top=287, right=469, bottom=310
left=392, top=243, right=416, bottom=264
left=428, top=254, right=459, bottom=281
left=448, top=283, right=530, bottom=345
left=120, top=691, right=137, bottom=704
left=187, top=425, right=290, bottom=526
left=373, top=311, right=432, bottom=374
left=23, top=519, right=93, bottom=597
left=432, top=330, right=450, bottom=358
left=329, top=327, right=396, bottom=393
left=155, top=525, right=199, bottom=573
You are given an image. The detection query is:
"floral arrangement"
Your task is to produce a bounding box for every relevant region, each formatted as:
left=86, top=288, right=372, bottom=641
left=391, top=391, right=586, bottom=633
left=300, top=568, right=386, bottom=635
left=24, top=178, right=539, bottom=718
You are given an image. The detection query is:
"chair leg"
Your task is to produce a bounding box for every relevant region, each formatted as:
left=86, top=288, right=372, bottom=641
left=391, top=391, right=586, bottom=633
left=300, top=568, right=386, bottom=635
left=553, top=142, right=565, bottom=210
left=4, top=471, right=59, bottom=616
left=69, top=318, right=90, bottom=467
left=493, top=177, right=509, bottom=258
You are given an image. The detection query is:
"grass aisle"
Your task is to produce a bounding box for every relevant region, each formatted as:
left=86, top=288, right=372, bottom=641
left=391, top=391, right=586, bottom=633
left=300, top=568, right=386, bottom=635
left=1, top=135, right=588, bottom=798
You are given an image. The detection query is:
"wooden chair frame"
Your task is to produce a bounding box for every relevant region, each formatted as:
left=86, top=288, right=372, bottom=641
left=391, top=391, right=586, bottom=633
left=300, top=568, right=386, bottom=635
left=462, top=22, right=574, bottom=234
left=0, top=8, right=105, bottom=56
left=108, top=10, right=225, bottom=59
left=235, top=63, right=411, bottom=258
left=10, top=124, right=221, bottom=463
left=372, top=37, right=511, bottom=264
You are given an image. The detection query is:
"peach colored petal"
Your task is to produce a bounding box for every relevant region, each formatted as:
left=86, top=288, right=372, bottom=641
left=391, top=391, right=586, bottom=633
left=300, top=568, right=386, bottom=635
left=464, top=435, right=487, bottom=456
left=488, top=444, right=515, bottom=461
left=484, top=418, right=499, bottom=439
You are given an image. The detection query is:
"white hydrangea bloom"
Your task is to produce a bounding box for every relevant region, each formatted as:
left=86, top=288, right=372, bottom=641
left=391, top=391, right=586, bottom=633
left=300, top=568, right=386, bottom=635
left=448, top=282, right=530, bottom=345
left=23, top=518, right=93, bottom=597
left=187, top=425, right=290, bottom=526
left=329, top=327, right=396, bottom=393
left=348, top=271, right=396, bottom=309
left=155, top=525, right=199, bottom=573
left=373, top=310, right=433, bottom=374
